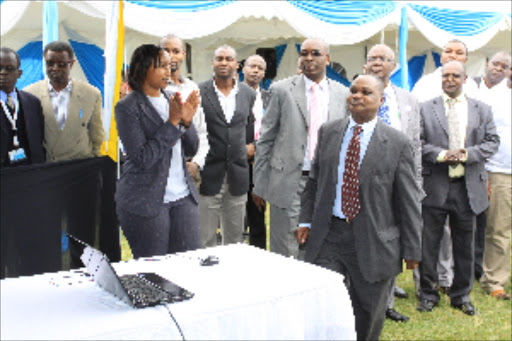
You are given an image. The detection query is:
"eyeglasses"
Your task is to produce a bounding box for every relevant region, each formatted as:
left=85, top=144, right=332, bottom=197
left=0, top=65, right=18, bottom=72
left=299, top=50, right=325, bottom=58
left=45, top=61, right=72, bottom=69
left=367, top=56, right=394, bottom=63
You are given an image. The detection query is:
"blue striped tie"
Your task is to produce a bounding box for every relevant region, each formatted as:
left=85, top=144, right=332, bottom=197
left=378, top=94, right=391, bottom=125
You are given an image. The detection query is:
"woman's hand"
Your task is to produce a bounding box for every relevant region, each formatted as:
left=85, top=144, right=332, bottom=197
left=168, top=92, right=184, bottom=126
left=181, top=90, right=200, bottom=128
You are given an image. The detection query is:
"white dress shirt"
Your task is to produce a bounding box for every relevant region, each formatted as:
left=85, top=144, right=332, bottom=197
left=148, top=94, right=190, bottom=203
left=213, top=78, right=239, bottom=124
left=252, top=87, right=264, bottom=141
left=48, top=79, right=72, bottom=130
left=437, top=92, right=468, bottom=178
left=303, top=76, right=329, bottom=171
left=166, top=76, right=209, bottom=169
left=383, top=84, right=401, bottom=132
left=483, top=80, right=512, bottom=174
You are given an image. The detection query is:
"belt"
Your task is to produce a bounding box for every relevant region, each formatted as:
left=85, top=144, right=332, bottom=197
left=449, top=176, right=465, bottom=182
left=332, top=215, right=350, bottom=223
left=302, top=170, right=310, bottom=176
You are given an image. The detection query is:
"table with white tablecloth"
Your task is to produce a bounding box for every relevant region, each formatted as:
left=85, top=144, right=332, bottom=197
left=1, top=243, right=356, bottom=340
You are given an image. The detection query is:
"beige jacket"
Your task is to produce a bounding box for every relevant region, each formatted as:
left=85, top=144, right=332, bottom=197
left=24, top=79, right=104, bottom=162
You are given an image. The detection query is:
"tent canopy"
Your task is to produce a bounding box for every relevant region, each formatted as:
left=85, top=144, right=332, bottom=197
left=1, top=0, right=510, bottom=92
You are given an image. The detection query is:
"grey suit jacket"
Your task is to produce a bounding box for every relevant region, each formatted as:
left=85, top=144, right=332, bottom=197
left=253, top=75, right=349, bottom=208
left=420, top=96, right=499, bottom=215
left=392, top=84, right=423, bottom=194
left=115, top=90, right=199, bottom=218
left=300, top=117, right=423, bottom=283
left=24, top=79, right=105, bottom=162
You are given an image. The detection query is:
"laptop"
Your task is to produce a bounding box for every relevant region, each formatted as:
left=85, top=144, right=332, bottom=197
left=68, top=235, right=194, bottom=308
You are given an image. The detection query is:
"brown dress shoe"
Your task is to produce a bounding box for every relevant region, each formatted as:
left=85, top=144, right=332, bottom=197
left=491, top=290, right=511, bottom=300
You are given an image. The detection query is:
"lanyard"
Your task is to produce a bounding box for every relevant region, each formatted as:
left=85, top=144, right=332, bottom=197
left=1, top=99, right=20, bottom=147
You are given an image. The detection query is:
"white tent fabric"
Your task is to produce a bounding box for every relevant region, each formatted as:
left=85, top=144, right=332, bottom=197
left=1, top=0, right=510, bottom=86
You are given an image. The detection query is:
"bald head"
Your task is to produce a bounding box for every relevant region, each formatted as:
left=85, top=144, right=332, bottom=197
left=301, top=37, right=329, bottom=55
left=365, top=44, right=396, bottom=85
left=442, top=60, right=467, bottom=98
left=485, top=51, right=511, bottom=87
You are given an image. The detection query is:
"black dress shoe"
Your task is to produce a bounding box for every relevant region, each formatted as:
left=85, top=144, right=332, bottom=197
left=451, top=301, right=477, bottom=316
left=386, top=308, right=409, bottom=322
left=417, top=299, right=437, bottom=312
left=394, top=286, right=409, bottom=299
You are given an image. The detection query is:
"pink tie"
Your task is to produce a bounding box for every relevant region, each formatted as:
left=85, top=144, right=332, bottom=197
left=308, top=83, right=320, bottom=161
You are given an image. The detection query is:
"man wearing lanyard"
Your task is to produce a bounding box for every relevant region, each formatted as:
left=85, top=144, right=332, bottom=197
left=24, top=41, right=104, bottom=162
left=0, top=47, right=45, bottom=167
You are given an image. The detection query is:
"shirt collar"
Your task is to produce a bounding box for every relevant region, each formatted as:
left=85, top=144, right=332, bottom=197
left=304, top=75, right=328, bottom=92
left=0, top=89, right=17, bottom=103
left=443, top=91, right=466, bottom=104
left=48, top=79, right=73, bottom=94
left=213, top=77, right=239, bottom=97
left=347, top=114, right=378, bottom=137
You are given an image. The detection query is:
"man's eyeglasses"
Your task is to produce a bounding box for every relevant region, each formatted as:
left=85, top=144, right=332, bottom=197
left=45, top=61, right=72, bottom=69
left=0, top=65, right=18, bottom=72
left=299, top=50, right=325, bottom=58
left=367, top=56, right=394, bottom=63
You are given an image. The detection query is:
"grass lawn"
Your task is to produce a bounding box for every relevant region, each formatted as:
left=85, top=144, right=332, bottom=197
left=120, top=220, right=511, bottom=340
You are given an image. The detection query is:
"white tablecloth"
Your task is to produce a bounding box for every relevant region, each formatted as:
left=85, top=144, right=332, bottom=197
left=1, top=244, right=356, bottom=340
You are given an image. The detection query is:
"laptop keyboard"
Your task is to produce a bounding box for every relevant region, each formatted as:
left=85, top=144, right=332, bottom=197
left=120, top=275, right=173, bottom=308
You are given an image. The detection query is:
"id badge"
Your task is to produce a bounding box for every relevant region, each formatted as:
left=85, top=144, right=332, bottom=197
left=8, top=148, right=27, bottom=163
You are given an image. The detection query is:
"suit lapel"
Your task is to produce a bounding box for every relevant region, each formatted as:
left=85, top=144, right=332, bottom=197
left=431, top=97, right=449, bottom=137
left=327, top=79, right=343, bottom=121
left=359, top=120, right=388, bottom=181
left=330, top=118, right=349, bottom=184
left=291, top=75, right=308, bottom=127
left=39, top=81, right=61, bottom=143
left=204, top=79, right=227, bottom=124
left=61, top=82, right=81, bottom=140
left=136, top=90, right=165, bottom=125
left=393, top=85, right=410, bottom=133
left=465, top=98, right=480, bottom=146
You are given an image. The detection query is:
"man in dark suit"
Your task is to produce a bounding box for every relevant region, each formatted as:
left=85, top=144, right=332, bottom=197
left=296, top=75, right=422, bottom=340
left=417, top=61, right=499, bottom=315
left=198, top=45, right=256, bottom=247
left=243, top=54, right=269, bottom=249
left=0, top=47, right=45, bottom=167
left=364, top=43, right=423, bottom=322
left=253, top=38, right=349, bottom=259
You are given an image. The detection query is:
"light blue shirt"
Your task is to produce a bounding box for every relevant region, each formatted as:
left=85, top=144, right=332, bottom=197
left=0, top=89, right=18, bottom=107
left=300, top=115, right=378, bottom=228
left=332, top=116, right=378, bottom=219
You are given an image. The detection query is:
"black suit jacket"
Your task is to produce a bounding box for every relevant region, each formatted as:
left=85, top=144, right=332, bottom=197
left=1, top=89, right=45, bottom=167
left=198, top=79, right=256, bottom=196
left=300, top=117, right=422, bottom=283
left=115, top=90, right=199, bottom=218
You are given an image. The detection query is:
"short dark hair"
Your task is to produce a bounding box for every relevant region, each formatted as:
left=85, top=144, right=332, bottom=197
left=43, top=41, right=75, bottom=60
left=128, top=44, right=164, bottom=91
left=0, top=47, right=21, bottom=68
left=159, top=34, right=184, bottom=50
left=444, top=39, right=468, bottom=56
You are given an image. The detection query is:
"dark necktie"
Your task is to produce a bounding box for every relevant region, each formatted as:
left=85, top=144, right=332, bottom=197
left=341, top=125, right=363, bottom=221
left=6, top=94, right=14, bottom=112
